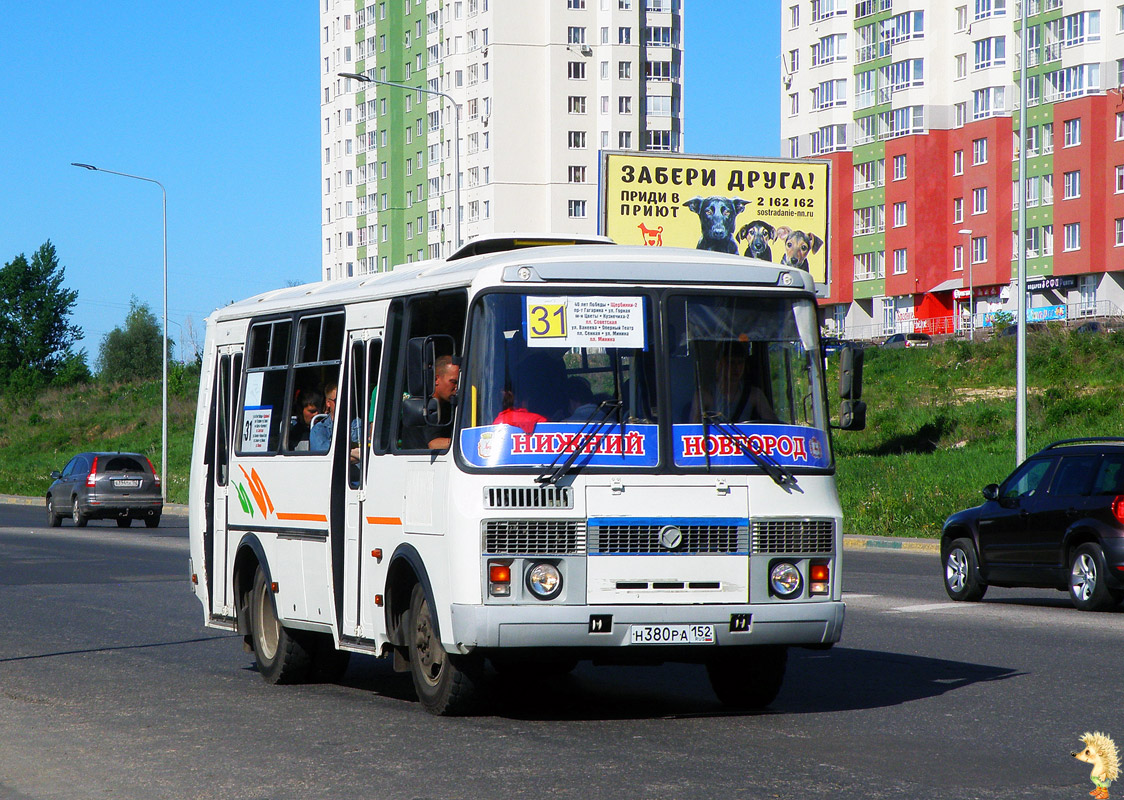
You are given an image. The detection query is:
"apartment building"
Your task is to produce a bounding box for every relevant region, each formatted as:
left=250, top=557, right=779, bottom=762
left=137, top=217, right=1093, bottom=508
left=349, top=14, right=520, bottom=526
left=320, top=0, right=684, bottom=280
left=781, top=0, right=1124, bottom=339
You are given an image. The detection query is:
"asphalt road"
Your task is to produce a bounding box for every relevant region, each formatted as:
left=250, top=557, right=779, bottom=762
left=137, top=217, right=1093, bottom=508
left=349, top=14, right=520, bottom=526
left=1, top=501, right=1122, bottom=799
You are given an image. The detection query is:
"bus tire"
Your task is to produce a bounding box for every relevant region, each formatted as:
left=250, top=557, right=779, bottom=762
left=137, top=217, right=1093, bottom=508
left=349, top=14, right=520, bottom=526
left=407, top=583, right=481, bottom=715
left=706, top=645, right=788, bottom=710
left=250, top=567, right=312, bottom=684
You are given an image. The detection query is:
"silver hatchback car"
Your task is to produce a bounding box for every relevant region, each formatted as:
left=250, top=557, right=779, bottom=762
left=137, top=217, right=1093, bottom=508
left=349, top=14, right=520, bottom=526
left=46, top=451, right=163, bottom=528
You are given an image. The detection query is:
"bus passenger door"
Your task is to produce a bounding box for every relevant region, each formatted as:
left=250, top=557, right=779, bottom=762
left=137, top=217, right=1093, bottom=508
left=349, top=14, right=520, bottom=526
left=342, top=335, right=382, bottom=640
left=210, top=348, right=241, bottom=618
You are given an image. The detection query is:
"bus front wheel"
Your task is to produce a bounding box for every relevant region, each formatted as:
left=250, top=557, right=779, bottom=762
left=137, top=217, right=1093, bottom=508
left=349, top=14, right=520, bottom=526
left=250, top=567, right=312, bottom=684
left=706, top=645, right=788, bottom=710
left=407, top=583, right=481, bottom=715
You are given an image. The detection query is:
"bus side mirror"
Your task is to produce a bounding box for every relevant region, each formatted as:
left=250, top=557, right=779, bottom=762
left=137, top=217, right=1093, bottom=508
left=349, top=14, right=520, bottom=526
left=839, top=399, right=866, bottom=431
left=405, top=334, right=455, bottom=426
left=839, top=345, right=864, bottom=400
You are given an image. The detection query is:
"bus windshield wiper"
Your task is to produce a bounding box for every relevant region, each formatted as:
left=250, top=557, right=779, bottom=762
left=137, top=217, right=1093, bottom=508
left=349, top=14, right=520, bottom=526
left=701, top=411, right=797, bottom=489
left=535, top=399, right=623, bottom=486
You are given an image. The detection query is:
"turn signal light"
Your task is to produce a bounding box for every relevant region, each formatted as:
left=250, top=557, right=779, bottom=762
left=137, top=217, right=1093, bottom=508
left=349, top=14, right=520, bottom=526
left=810, top=563, right=830, bottom=595
left=488, top=561, right=512, bottom=597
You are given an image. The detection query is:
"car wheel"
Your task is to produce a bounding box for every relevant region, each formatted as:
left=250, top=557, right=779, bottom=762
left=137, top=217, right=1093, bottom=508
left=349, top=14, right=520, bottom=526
left=72, top=497, right=88, bottom=528
left=706, top=645, right=788, bottom=710
left=407, top=583, right=481, bottom=715
left=250, top=567, right=312, bottom=683
left=1069, top=543, right=1120, bottom=612
left=46, top=496, right=61, bottom=528
left=145, top=514, right=161, bottom=529
left=943, top=538, right=987, bottom=602
left=116, top=518, right=132, bottom=528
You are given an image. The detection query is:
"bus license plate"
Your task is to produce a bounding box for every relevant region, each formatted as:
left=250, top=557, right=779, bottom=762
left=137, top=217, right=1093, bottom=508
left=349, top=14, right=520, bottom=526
left=113, top=479, right=140, bottom=488
left=629, top=624, right=716, bottom=645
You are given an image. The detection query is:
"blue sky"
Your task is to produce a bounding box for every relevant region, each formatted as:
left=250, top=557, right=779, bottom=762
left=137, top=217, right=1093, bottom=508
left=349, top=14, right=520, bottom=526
left=0, top=1, right=779, bottom=363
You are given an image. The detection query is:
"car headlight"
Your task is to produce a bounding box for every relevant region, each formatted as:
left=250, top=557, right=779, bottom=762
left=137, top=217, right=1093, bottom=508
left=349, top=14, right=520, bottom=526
left=770, top=561, right=803, bottom=598
left=526, top=562, right=563, bottom=600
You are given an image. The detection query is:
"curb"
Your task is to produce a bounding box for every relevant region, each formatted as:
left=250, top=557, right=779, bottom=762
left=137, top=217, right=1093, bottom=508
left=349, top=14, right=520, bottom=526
left=2, top=493, right=189, bottom=518
left=844, top=535, right=939, bottom=554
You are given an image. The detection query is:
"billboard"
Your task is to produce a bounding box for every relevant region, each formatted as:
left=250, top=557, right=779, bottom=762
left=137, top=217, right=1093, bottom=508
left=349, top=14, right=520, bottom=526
left=600, top=152, right=831, bottom=286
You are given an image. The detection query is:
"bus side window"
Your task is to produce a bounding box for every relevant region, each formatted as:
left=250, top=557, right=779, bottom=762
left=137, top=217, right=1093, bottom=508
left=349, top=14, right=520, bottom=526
left=238, top=319, right=292, bottom=455
left=347, top=339, right=382, bottom=488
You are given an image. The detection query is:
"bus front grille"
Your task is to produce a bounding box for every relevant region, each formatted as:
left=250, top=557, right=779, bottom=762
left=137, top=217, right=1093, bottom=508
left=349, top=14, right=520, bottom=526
left=751, top=519, right=835, bottom=554
left=483, top=520, right=586, bottom=555
left=484, top=485, right=574, bottom=510
left=589, top=524, right=748, bottom=555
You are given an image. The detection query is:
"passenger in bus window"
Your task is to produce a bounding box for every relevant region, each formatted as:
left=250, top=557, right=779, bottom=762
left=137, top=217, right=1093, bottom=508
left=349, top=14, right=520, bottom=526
left=561, top=376, right=599, bottom=422
left=290, top=387, right=325, bottom=451
left=493, top=388, right=547, bottom=433
left=311, top=382, right=361, bottom=460
left=402, top=355, right=460, bottom=450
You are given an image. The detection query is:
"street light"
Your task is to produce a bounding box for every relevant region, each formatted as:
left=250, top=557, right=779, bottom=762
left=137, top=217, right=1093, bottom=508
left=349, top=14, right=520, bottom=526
left=338, top=71, right=463, bottom=255
left=71, top=162, right=168, bottom=501
left=958, top=229, right=974, bottom=341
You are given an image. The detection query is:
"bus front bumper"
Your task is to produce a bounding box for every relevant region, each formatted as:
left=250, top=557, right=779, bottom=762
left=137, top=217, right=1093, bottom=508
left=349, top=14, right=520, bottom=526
left=449, top=600, right=845, bottom=650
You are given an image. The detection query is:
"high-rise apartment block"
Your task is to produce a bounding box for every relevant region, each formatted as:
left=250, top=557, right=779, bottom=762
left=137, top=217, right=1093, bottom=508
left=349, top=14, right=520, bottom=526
left=321, top=0, right=684, bottom=280
left=782, top=0, right=1124, bottom=338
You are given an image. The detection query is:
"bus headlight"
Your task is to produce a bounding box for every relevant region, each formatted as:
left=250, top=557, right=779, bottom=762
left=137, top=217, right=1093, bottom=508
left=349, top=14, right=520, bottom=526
left=769, top=561, right=803, bottom=599
left=526, top=562, right=563, bottom=600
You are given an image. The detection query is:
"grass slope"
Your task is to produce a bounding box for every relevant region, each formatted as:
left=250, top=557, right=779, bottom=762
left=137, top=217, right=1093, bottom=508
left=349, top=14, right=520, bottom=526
left=6, top=327, right=1121, bottom=535
left=835, top=328, right=1124, bottom=537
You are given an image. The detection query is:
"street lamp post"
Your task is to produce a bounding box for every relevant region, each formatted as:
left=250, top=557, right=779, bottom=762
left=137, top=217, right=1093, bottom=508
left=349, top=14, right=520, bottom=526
left=72, top=163, right=168, bottom=501
left=338, top=72, right=462, bottom=254
left=958, top=228, right=973, bottom=341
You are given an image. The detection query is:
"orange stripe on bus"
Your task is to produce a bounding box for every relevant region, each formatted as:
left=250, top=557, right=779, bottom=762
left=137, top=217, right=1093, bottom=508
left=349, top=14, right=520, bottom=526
left=276, top=513, right=329, bottom=522
left=366, top=516, right=403, bottom=526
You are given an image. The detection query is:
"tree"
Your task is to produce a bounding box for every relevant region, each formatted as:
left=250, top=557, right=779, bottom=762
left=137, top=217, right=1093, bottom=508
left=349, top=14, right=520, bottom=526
left=97, top=297, right=173, bottom=383
left=0, top=241, right=87, bottom=390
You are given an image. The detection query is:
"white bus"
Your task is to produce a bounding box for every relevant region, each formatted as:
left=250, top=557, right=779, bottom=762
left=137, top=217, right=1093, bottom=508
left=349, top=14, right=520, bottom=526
left=188, top=237, right=865, bottom=714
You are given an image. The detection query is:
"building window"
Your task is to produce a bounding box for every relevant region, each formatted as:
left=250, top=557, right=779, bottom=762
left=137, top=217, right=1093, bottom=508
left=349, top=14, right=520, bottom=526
left=618, top=27, right=631, bottom=44
left=619, top=130, right=632, bottom=148
left=953, top=245, right=964, bottom=272
left=568, top=130, right=586, bottom=148
left=973, top=36, right=1006, bottom=69
left=953, top=197, right=964, bottom=223
left=972, top=138, right=988, bottom=165
left=953, top=150, right=964, bottom=175
left=788, top=137, right=800, bottom=158
left=893, top=248, right=907, bottom=274
left=568, top=61, right=586, bottom=80
left=971, top=236, right=987, bottom=264
left=568, top=200, right=587, bottom=218
left=789, top=4, right=799, bottom=28
left=892, top=154, right=907, bottom=180
left=1064, top=222, right=1081, bottom=251
left=620, top=96, right=633, bottom=114
left=1117, top=165, right=1124, bottom=193
left=619, top=61, right=632, bottom=79
left=972, top=187, right=988, bottom=214
left=973, top=87, right=1005, bottom=120
left=567, top=26, right=586, bottom=45
left=1063, top=170, right=1081, bottom=199
left=646, top=130, right=674, bottom=151
left=893, top=202, right=907, bottom=227
left=568, top=96, right=586, bottom=114
left=1063, top=117, right=1081, bottom=146
left=955, top=54, right=967, bottom=79
left=568, top=165, right=586, bottom=183
left=1116, top=218, right=1124, bottom=247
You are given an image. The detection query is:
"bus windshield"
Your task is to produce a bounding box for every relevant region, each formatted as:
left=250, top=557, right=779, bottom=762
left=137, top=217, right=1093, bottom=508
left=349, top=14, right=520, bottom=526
left=458, top=290, right=831, bottom=473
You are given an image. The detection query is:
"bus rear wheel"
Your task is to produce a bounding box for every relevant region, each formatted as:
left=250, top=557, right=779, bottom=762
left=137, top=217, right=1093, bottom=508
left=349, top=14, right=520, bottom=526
left=250, top=567, right=312, bottom=684
left=706, top=645, right=788, bottom=710
left=407, top=583, right=481, bottom=715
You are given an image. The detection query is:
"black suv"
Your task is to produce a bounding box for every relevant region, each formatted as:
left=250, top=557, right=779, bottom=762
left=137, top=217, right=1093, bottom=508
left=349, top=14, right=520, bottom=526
left=941, top=438, right=1124, bottom=611
left=46, top=451, right=163, bottom=528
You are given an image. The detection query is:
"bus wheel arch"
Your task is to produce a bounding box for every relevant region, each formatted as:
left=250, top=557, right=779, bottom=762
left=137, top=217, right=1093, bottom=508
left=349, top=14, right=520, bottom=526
left=384, top=544, right=438, bottom=648
left=232, top=535, right=269, bottom=639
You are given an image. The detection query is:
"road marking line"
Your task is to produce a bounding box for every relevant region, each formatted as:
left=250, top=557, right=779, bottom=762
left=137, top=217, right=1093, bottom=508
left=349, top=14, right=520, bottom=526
left=891, top=602, right=970, bottom=613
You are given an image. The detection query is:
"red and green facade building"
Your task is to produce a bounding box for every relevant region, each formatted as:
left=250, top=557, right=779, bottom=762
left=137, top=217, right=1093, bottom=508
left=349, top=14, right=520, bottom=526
left=781, top=0, right=1124, bottom=339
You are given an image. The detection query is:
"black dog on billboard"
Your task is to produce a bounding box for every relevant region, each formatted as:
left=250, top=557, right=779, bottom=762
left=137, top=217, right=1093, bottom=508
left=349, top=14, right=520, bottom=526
left=734, top=221, right=824, bottom=271
left=683, top=196, right=748, bottom=254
